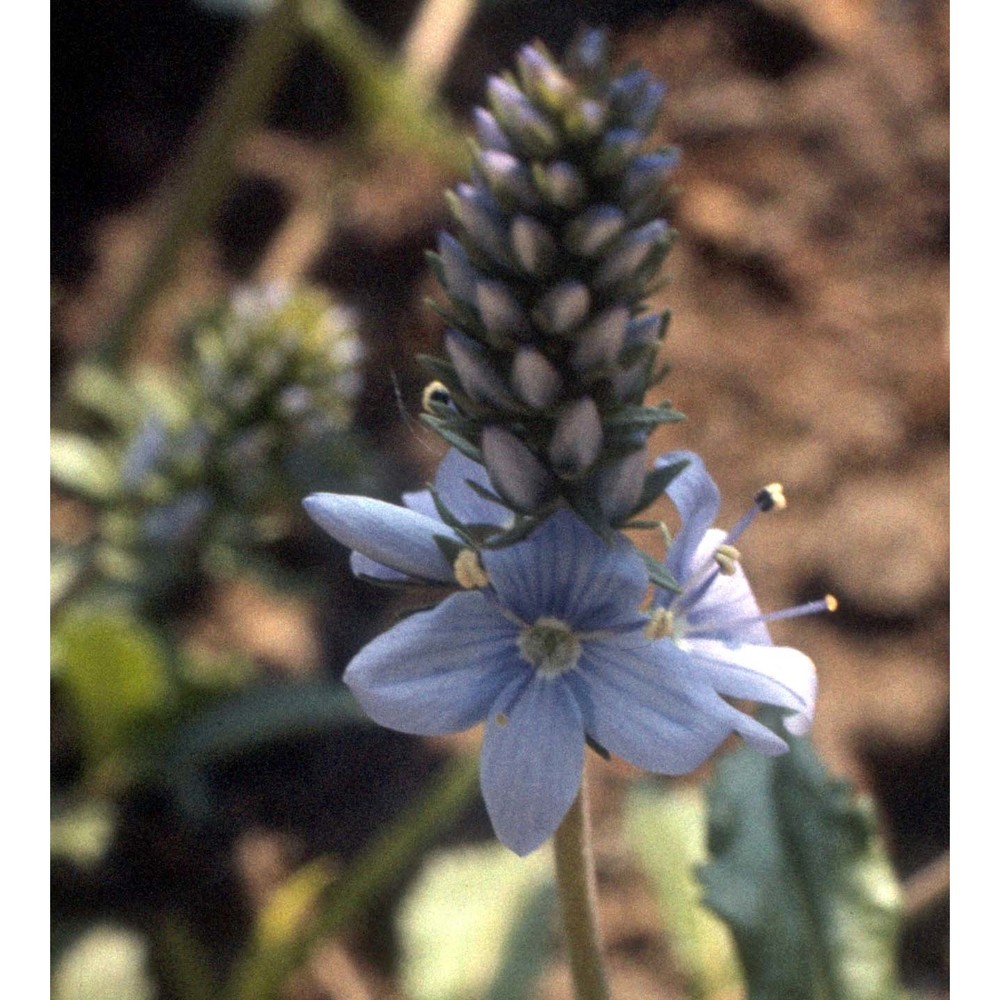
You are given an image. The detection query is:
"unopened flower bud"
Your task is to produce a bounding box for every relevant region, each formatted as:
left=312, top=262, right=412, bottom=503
left=482, top=427, right=555, bottom=510
left=549, top=397, right=602, bottom=475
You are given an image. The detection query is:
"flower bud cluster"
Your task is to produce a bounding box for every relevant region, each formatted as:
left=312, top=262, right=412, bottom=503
left=99, top=284, right=366, bottom=598
left=192, top=282, right=362, bottom=439
left=423, top=30, right=682, bottom=532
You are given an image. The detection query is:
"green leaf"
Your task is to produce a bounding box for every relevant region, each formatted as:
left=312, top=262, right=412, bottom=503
left=625, top=782, right=743, bottom=1000
left=50, top=432, right=120, bottom=502
left=67, top=363, right=142, bottom=431
left=53, top=609, right=171, bottom=770
left=226, top=858, right=338, bottom=1000
left=222, top=754, right=481, bottom=1000
left=168, top=682, right=364, bottom=763
left=399, top=842, right=555, bottom=1000
left=51, top=545, right=91, bottom=608
left=700, top=709, right=907, bottom=1000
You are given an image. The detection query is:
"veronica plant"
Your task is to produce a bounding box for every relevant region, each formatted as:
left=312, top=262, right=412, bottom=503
left=304, top=30, right=830, bottom=1000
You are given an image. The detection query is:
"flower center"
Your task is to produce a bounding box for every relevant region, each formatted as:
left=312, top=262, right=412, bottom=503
left=517, top=617, right=582, bottom=676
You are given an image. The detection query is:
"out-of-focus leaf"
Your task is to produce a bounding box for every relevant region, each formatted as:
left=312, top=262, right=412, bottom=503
left=51, top=545, right=90, bottom=608
left=53, top=609, right=171, bottom=769
left=226, top=858, right=337, bottom=1000
left=156, top=920, right=219, bottom=1000
left=399, top=841, right=555, bottom=1000
left=50, top=432, right=119, bottom=502
left=625, top=782, right=743, bottom=1000
left=50, top=800, right=116, bottom=869
left=52, top=924, right=155, bottom=1000
left=163, top=681, right=367, bottom=818
left=221, top=754, right=481, bottom=1000
left=67, top=363, right=142, bottom=432
left=700, top=708, right=906, bottom=1000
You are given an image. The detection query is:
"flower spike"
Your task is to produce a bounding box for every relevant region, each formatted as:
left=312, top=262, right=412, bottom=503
left=421, top=29, right=682, bottom=527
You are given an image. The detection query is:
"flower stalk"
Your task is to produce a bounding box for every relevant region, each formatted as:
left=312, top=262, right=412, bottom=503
left=553, top=780, right=609, bottom=1000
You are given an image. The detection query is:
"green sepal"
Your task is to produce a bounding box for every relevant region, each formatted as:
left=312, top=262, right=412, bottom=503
left=419, top=415, right=482, bottom=462
left=425, top=297, right=506, bottom=351
left=462, top=477, right=507, bottom=508
left=640, top=550, right=681, bottom=593
left=431, top=532, right=465, bottom=567
left=604, top=402, right=684, bottom=430
left=632, top=457, right=689, bottom=516
left=585, top=734, right=611, bottom=760
left=567, top=489, right=619, bottom=544
left=428, top=487, right=473, bottom=541
left=479, top=514, right=541, bottom=550
left=424, top=250, right=447, bottom=288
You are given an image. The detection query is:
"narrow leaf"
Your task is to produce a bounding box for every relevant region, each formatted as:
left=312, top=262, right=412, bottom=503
left=50, top=432, right=120, bottom=502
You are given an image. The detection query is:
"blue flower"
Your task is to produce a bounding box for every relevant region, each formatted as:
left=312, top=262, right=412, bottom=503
left=649, top=450, right=821, bottom=739
left=304, top=449, right=821, bottom=855
left=323, top=499, right=812, bottom=856
left=303, top=449, right=508, bottom=585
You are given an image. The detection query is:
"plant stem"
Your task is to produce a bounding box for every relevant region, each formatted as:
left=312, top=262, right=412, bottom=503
left=553, top=779, right=610, bottom=1000
left=104, top=0, right=303, bottom=365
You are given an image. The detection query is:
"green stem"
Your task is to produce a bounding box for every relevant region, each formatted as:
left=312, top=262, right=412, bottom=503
left=104, top=0, right=303, bottom=365
left=224, top=751, right=480, bottom=1000
left=553, top=779, right=610, bottom=1000
left=299, top=0, right=467, bottom=170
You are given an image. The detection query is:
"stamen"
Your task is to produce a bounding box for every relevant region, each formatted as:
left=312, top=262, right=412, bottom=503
left=454, top=548, right=489, bottom=589
left=421, top=380, right=452, bottom=412
left=644, top=607, right=674, bottom=640
left=713, top=543, right=741, bottom=576
left=756, top=483, right=786, bottom=512
left=682, top=594, right=837, bottom=636
left=723, top=481, right=787, bottom=547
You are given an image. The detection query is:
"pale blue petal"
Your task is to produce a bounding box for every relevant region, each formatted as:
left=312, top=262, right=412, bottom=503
left=433, top=448, right=510, bottom=526
left=569, top=640, right=736, bottom=773
left=344, top=592, right=522, bottom=735
left=401, top=487, right=438, bottom=519
left=660, top=450, right=720, bottom=586
left=303, top=494, right=456, bottom=583
left=678, top=529, right=772, bottom=646
left=350, top=551, right=409, bottom=582
left=480, top=676, right=584, bottom=855
left=482, top=509, right=648, bottom=629
left=681, top=638, right=817, bottom=736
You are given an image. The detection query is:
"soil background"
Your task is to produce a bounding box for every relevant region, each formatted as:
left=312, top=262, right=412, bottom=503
left=52, top=0, right=949, bottom=996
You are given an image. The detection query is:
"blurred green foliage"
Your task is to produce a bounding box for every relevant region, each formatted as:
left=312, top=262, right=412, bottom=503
left=52, top=283, right=372, bottom=608
left=398, top=841, right=556, bottom=1000
left=626, top=783, right=743, bottom=1000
